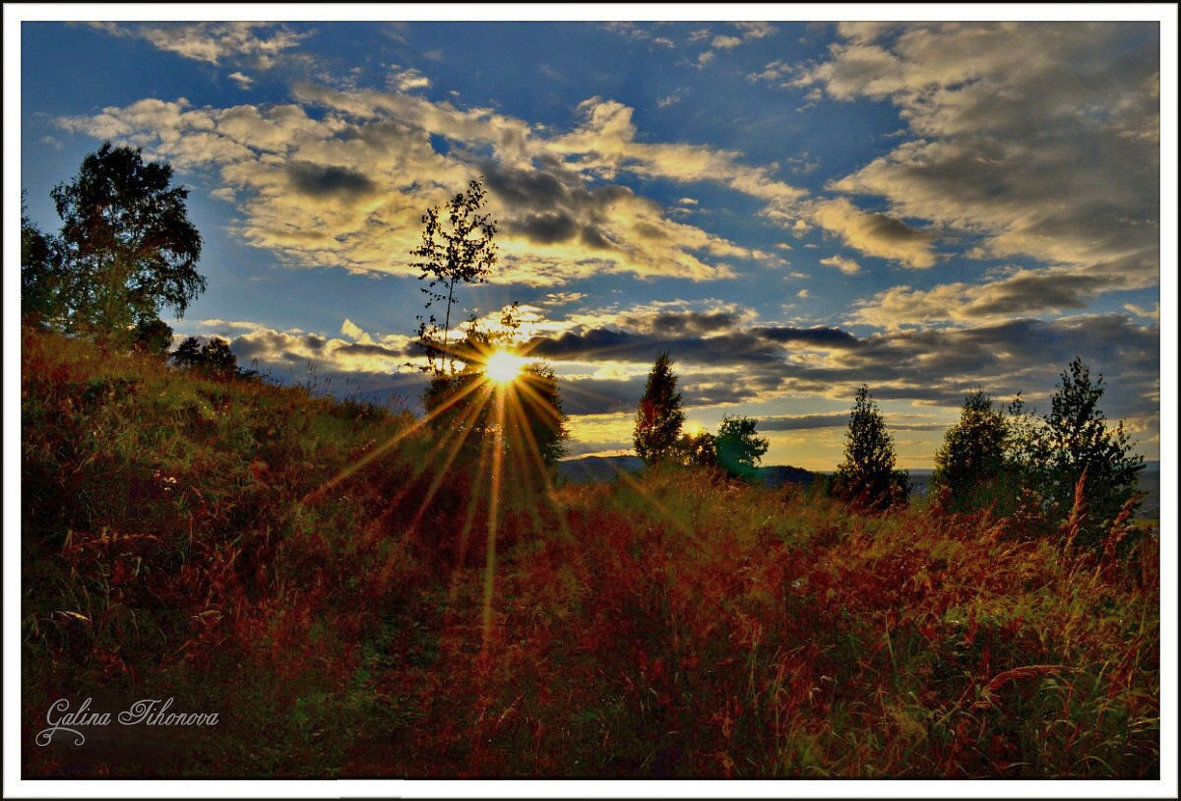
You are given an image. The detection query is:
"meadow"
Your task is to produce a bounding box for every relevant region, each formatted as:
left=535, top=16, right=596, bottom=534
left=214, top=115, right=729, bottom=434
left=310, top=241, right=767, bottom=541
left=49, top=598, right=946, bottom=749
left=21, top=327, right=1159, bottom=779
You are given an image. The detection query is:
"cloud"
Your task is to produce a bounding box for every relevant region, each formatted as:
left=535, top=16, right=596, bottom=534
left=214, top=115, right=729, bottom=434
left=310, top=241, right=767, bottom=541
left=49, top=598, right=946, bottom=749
left=287, top=161, right=377, bottom=198
left=850, top=266, right=1147, bottom=329
left=91, top=22, right=311, bottom=69
left=60, top=87, right=760, bottom=285
left=388, top=67, right=431, bottom=92
left=820, top=255, right=861, bottom=275
left=228, top=72, right=254, bottom=89
left=808, top=198, right=936, bottom=269
left=793, top=23, right=1159, bottom=291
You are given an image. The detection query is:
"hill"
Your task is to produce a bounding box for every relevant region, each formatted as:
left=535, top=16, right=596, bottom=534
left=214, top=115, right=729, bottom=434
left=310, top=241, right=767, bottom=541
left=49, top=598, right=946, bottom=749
left=21, top=328, right=1160, bottom=779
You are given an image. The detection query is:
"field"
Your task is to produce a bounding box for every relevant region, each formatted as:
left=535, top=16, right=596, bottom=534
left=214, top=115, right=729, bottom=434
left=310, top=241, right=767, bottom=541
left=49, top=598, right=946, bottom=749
left=21, top=328, right=1160, bottom=779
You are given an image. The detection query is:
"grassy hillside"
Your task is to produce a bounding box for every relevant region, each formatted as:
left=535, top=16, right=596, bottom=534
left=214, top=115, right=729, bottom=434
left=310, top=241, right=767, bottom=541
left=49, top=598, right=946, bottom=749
left=21, top=328, right=1159, bottom=778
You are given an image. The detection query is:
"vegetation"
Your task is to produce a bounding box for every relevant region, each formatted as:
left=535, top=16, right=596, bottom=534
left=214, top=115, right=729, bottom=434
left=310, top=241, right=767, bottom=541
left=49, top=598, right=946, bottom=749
left=18, top=155, right=1156, bottom=780
left=715, top=415, right=770, bottom=481
left=634, top=352, right=685, bottom=465
left=22, top=143, right=204, bottom=347
left=1031, top=358, right=1145, bottom=550
left=833, top=385, right=908, bottom=511
left=410, top=178, right=499, bottom=375
left=932, top=391, right=1015, bottom=513
left=21, top=327, right=1158, bottom=779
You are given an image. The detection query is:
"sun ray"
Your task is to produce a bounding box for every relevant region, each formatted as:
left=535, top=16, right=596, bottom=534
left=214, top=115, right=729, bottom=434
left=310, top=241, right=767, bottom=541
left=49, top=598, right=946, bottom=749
left=300, top=372, right=489, bottom=505
left=481, top=384, right=507, bottom=652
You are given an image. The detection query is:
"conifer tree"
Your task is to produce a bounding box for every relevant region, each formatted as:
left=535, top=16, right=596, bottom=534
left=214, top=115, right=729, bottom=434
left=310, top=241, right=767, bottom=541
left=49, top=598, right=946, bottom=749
left=634, top=351, right=685, bottom=465
left=834, top=385, right=907, bottom=510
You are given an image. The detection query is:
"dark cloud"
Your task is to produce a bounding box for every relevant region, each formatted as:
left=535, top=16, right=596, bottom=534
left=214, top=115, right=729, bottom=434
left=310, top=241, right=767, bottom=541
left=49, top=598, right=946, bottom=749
left=754, top=326, right=861, bottom=348
left=335, top=342, right=411, bottom=359
left=505, top=212, right=579, bottom=245
left=965, top=273, right=1115, bottom=317
left=522, top=327, right=784, bottom=366
left=756, top=413, right=853, bottom=431
left=483, top=161, right=632, bottom=251
left=287, top=161, right=377, bottom=198
left=558, top=375, right=646, bottom=415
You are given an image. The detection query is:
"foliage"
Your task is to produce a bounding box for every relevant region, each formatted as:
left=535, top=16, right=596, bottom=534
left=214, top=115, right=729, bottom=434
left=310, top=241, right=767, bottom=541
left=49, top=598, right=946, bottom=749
left=22, top=328, right=1159, bottom=779
left=932, top=391, right=1015, bottom=512
left=31, top=143, right=204, bottom=345
left=633, top=352, right=685, bottom=465
left=674, top=431, right=719, bottom=470
left=833, top=385, right=908, bottom=510
left=171, top=336, right=239, bottom=376
left=410, top=179, right=498, bottom=375
left=1029, top=358, right=1144, bottom=550
left=715, top=415, right=769, bottom=481
left=21, top=191, right=69, bottom=327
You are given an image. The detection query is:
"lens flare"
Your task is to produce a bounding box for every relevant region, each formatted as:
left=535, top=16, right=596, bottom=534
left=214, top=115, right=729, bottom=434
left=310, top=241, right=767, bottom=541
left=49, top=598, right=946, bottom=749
left=485, top=350, right=525, bottom=384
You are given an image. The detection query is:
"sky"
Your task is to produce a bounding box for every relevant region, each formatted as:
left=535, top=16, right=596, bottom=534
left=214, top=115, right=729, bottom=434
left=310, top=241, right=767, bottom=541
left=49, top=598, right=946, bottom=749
left=10, top=6, right=1176, bottom=470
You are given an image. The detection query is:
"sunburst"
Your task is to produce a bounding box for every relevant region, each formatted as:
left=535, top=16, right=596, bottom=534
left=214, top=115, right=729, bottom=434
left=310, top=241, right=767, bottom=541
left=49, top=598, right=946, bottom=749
left=484, top=349, right=526, bottom=384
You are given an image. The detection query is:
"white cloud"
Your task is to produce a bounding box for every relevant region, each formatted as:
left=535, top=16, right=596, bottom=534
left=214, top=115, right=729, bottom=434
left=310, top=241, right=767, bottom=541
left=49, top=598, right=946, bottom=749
left=820, top=255, right=861, bottom=275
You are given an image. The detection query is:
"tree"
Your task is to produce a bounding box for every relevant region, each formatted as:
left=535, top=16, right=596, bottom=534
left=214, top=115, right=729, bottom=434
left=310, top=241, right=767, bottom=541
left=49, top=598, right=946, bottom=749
left=516, top=362, right=569, bottom=468
left=633, top=352, right=685, bottom=465
left=1031, top=358, right=1144, bottom=548
left=171, top=336, right=238, bottom=375
left=21, top=191, right=68, bottom=327
left=715, top=415, right=769, bottom=481
left=674, top=430, right=719, bottom=470
left=931, top=391, right=1013, bottom=512
left=833, top=385, right=907, bottom=510
left=48, top=142, right=204, bottom=344
left=421, top=309, right=568, bottom=471
left=410, top=178, right=498, bottom=375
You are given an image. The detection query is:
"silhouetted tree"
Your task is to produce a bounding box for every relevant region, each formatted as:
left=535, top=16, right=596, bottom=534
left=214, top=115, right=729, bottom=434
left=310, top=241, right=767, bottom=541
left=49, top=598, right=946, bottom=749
left=1031, top=358, right=1144, bottom=549
left=421, top=310, right=567, bottom=471
left=932, top=391, right=1013, bottom=512
left=171, top=336, right=238, bottom=375
left=410, top=178, right=498, bottom=374
left=675, top=431, right=719, bottom=470
left=21, top=192, right=68, bottom=327
left=516, top=362, right=569, bottom=467
left=833, top=385, right=907, bottom=510
left=47, top=142, right=204, bottom=345
left=634, top=352, right=685, bottom=465
left=715, top=415, right=769, bottom=481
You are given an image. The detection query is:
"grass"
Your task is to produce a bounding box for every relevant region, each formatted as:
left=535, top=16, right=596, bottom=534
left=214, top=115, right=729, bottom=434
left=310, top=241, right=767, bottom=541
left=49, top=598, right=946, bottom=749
left=20, top=327, right=1160, bottom=778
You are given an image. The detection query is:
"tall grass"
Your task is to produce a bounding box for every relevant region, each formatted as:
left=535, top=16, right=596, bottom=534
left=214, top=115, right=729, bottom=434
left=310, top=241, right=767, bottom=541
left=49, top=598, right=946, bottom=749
left=21, top=328, right=1158, bottom=778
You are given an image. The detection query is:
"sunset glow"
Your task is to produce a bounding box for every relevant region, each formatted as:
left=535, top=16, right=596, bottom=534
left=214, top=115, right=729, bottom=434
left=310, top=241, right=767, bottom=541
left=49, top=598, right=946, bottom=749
left=485, top=350, right=525, bottom=385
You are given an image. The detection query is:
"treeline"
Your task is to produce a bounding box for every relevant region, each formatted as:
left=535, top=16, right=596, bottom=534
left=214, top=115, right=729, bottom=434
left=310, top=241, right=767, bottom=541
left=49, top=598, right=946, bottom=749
left=630, top=351, right=1146, bottom=552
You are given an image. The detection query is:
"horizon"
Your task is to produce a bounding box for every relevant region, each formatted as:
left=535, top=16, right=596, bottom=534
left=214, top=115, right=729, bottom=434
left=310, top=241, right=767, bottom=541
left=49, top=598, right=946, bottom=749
left=13, top=12, right=1167, bottom=473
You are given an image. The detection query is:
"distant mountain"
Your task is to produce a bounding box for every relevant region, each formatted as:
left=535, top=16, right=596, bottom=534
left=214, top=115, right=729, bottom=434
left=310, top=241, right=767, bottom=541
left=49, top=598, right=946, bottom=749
left=557, top=455, right=816, bottom=488
left=755, top=465, right=816, bottom=489
left=557, top=455, right=644, bottom=484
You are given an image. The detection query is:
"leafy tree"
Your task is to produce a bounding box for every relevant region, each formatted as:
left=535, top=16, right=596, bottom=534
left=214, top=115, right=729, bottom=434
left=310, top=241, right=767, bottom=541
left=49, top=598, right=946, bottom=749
left=516, top=362, right=569, bottom=468
left=1031, top=358, right=1144, bottom=548
left=932, top=391, right=1013, bottom=512
left=715, top=415, right=769, bottom=481
left=47, top=142, right=204, bottom=344
left=21, top=192, right=68, bottom=327
left=675, top=430, right=719, bottom=470
left=132, top=318, right=175, bottom=354
left=171, top=336, right=238, bottom=375
left=633, top=352, right=685, bottom=465
left=410, top=178, right=498, bottom=374
left=833, top=385, right=908, bottom=510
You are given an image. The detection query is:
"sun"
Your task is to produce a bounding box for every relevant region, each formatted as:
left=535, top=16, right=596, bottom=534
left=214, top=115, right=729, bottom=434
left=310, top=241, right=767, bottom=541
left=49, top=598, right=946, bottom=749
left=484, top=350, right=526, bottom=384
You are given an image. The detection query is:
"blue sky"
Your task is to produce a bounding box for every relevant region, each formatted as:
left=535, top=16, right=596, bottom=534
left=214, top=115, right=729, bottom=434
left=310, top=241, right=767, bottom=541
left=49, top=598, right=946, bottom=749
left=11, top=8, right=1174, bottom=469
